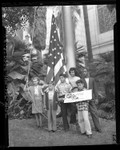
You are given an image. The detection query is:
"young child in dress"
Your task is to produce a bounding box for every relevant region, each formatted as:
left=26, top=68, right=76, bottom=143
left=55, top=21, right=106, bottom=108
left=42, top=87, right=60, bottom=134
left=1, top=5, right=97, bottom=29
left=44, top=81, right=58, bottom=132
left=76, top=79, right=92, bottom=138
left=24, top=77, right=44, bottom=128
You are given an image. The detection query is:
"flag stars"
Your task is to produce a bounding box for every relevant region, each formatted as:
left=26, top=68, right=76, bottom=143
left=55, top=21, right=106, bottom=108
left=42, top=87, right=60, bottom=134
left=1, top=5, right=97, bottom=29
left=52, top=22, right=54, bottom=25
left=47, top=15, right=66, bottom=82
left=52, top=48, right=56, bottom=51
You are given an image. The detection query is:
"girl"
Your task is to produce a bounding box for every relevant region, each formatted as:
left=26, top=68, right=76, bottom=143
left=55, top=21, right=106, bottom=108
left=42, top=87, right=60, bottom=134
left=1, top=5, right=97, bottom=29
left=76, top=79, right=92, bottom=138
left=24, top=77, right=44, bottom=128
left=68, top=68, right=80, bottom=129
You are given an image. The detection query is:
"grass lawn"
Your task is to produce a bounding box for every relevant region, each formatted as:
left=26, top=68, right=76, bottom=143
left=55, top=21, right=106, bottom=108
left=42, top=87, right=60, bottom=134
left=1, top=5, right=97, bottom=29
left=8, top=116, right=116, bottom=147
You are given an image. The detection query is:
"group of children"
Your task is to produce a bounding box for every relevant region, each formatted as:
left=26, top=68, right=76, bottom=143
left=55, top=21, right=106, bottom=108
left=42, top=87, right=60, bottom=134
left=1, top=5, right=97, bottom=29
left=24, top=72, right=93, bottom=138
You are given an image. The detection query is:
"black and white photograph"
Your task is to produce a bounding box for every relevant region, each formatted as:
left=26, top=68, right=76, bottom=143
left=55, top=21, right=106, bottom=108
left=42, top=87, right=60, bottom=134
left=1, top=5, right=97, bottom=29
left=1, top=3, right=117, bottom=147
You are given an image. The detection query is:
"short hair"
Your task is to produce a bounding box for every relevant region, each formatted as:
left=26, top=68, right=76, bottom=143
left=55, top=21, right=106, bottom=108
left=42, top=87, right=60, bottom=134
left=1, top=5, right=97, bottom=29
left=83, top=67, right=89, bottom=72
left=25, top=34, right=30, bottom=37
left=72, top=87, right=78, bottom=91
left=59, top=73, right=66, bottom=78
left=32, top=76, right=39, bottom=81
left=69, top=67, right=76, bottom=74
left=76, top=79, right=85, bottom=85
left=49, top=81, right=55, bottom=85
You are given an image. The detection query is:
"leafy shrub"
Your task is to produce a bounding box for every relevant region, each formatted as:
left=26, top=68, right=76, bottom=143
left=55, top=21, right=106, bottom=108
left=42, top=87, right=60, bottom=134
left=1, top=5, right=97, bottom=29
left=86, top=51, right=115, bottom=119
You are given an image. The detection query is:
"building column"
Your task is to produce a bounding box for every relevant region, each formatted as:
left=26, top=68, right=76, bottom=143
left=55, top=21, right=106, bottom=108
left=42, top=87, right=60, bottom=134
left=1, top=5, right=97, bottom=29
left=62, top=6, right=76, bottom=71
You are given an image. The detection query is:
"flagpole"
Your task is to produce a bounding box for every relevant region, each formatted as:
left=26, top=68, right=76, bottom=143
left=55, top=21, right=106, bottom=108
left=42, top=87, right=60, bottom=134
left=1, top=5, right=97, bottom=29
left=53, top=12, right=56, bottom=83
left=62, top=6, right=76, bottom=72
left=53, top=10, right=55, bottom=83
left=25, top=6, right=36, bottom=86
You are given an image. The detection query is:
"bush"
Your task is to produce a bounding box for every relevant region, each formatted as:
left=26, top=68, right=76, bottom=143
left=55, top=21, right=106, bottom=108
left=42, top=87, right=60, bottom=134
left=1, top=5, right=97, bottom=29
left=86, top=51, right=115, bottom=119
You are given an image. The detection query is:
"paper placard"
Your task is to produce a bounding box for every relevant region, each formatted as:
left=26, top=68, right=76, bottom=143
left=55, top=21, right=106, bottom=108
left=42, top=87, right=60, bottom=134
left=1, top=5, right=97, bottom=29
left=64, top=90, right=92, bottom=103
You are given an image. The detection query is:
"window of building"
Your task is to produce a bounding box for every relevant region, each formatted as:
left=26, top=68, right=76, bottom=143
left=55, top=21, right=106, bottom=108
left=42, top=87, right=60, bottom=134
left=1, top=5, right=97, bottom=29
left=97, top=5, right=116, bottom=34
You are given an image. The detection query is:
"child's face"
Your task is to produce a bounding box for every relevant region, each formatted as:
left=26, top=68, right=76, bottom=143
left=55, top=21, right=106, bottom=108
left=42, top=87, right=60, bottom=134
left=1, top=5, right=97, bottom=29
left=77, top=83, right=84, bottom=90
left=70, top=70, right=75, bottom=77
left=60, top=76, right=65, bottom=83
left=33, top=79, right=38, bottom=85
left=49, top=83, right=54, bottom=90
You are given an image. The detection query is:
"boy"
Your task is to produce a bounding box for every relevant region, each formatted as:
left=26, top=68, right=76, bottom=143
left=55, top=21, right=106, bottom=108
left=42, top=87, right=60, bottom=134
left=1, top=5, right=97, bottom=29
left=56, top=73, right=72, bottom=131
left=44, top=81, right=58, bottom=132
left=76, top=79, right=92, bottom=138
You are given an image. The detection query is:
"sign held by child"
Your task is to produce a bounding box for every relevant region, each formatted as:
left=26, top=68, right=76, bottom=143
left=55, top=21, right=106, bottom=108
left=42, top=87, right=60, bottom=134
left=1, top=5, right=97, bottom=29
left=64, top=89, right=92, bottom=103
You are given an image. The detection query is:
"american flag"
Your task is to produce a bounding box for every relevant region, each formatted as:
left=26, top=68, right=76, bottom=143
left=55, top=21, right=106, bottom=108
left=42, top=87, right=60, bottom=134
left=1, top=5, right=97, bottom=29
left=46, top=14, right=67, bottom=85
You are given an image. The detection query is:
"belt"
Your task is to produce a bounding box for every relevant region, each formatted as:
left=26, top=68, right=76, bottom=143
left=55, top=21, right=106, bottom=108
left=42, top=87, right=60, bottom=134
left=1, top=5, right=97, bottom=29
left=58, top=95, right=65, bottom=98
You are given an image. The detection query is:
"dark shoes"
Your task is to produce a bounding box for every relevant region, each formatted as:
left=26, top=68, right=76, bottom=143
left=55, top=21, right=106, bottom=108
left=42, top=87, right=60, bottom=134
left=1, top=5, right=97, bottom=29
left=87, top=134, right=92, bottom=138
left=96, top=129, right=102, bottom=133
left=64, top=129, right=69, bottom=132
left=48, top=130, right=56, bottom=132
left=52, top=130, right=56, bottom=132
left=56, top=111, right=62, bottom=118
left=81, top=132, right=92, bottom=138
left=37, top=125, right=42, bottom=128
left=81, top=132, right=86, bottom=135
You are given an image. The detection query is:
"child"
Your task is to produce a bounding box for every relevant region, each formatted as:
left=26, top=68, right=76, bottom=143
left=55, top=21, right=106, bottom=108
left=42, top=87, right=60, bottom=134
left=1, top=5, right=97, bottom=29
left=56, top=73, right=72, bottom=131
left=68, top=67, right=81, bottom=88
left=44, top=81, right=58, bottom=132
left=24, top=77, right=44, bottom=128
left=68, top=68, right=81, bottom=128
left=76, top=79, right=92, bottom=138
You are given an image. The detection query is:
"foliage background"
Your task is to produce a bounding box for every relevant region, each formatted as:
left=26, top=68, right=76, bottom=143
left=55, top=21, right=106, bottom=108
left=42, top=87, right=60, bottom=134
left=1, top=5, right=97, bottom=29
left=2, top=6, right=115, bottom=120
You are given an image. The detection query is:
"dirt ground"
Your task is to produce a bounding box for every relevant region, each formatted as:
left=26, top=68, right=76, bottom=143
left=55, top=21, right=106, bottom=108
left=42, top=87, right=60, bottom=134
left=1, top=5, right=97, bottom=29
left=8, top=116, right=116, bottom=147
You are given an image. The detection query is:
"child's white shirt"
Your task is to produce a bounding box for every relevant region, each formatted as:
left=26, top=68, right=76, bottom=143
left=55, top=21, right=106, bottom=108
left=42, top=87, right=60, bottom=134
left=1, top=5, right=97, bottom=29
left=34, top=85, right=39, bottom=95
left=48, top=90, right=54, bottom=100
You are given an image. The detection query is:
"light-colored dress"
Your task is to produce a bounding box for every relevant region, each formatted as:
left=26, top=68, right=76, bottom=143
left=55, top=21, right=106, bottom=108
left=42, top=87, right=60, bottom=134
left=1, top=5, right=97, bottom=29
left=28, top=85, right=44, bottom=114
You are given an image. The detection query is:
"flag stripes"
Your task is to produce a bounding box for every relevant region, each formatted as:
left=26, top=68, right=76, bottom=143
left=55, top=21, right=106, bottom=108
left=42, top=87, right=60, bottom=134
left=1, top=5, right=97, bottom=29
left=46, top=14, right=67, bottom=85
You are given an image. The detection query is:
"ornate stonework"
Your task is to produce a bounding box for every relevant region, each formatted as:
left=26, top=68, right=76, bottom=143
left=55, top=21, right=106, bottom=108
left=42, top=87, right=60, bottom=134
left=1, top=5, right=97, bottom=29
left=97, top=5, right=116, bottom=34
